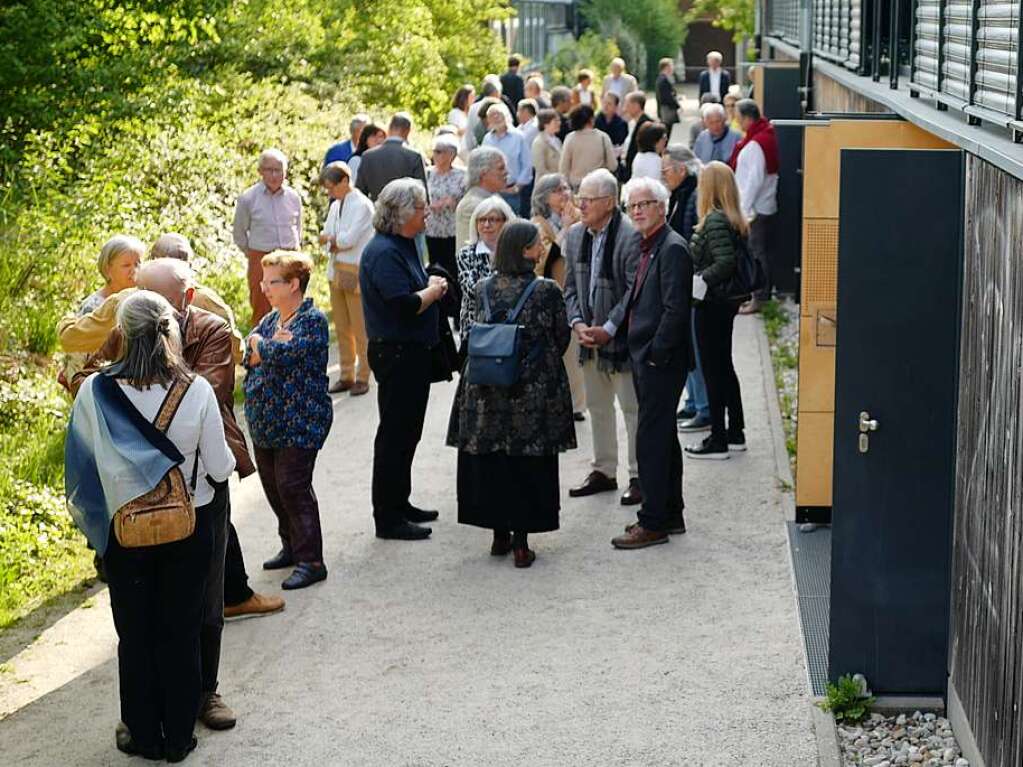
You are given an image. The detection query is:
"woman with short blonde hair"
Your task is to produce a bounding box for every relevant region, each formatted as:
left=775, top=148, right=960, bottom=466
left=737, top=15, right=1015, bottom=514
left=685, top=161, right=748, bottom=460
left=244, top=249, right=333, bottom=589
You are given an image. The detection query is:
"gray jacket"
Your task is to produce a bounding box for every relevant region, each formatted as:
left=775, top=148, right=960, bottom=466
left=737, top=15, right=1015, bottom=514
left=354, top=137, right=428, bottom=201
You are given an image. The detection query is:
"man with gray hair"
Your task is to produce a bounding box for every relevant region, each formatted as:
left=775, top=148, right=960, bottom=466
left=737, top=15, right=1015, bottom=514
left=693, top=102, right=740, bottom=165
left=699, top=50, right=732, bottom=100
left=612, top=176, right=692, bottom=549
left=563, top=168, right=644, bottom=505
left=323, top=113, right=369, bottom=166
left=360, top=179, right=449, bottom=540
left=355, top=112, right=428, bottom=202
left=232, top=147, right=302, bottom=324
left=731, top=98, right=779, bottom=313
left=602, top=58, right=639, bottom=114
left=455, top=146, right=509, bottom=249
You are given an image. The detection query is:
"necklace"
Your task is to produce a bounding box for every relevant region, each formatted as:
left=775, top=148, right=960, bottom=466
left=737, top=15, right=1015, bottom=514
left=278, top=305, right=300, bottom=329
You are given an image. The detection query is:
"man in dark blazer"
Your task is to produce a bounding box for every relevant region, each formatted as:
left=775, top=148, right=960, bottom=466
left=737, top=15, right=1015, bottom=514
left=500, top=56, right=525, bottom=112
left=698, top=51, right=732, bottom=100
left=655, top=58, right=681, bottom=130
left=622, top=91, right=652, bottom=183
left=612, top=177, right=693, bottom=550
left=355, top=112, right=429, bottom=201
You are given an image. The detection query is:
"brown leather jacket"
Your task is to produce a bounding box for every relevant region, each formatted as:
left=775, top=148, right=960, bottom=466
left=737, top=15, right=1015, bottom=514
left=72, top=306, right=256, bottom=478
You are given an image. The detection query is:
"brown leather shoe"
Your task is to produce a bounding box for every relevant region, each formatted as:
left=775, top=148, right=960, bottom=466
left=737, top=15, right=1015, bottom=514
left=224, top=592, right=285, bottom=620
left=329, top=379, right=353, bottom=393
left=198, top=692, right=237, bottom=730
left=568, top=470, right=618, bottom=498
left=513, top=547, right=536, bottom=568
left=491, top=531, right=512, bottom=556
left=626, top=519, right=686, bottom=535
left=350, top=381, right=370, bottom=396
left=612, top=524, right=669, bottom=549
left=620, top=478, right=642, bottom=506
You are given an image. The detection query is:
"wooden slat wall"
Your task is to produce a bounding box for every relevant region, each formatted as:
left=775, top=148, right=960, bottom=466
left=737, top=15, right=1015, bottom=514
left=951, top=154, right=1023, bottom=767
left=812, top=70, right=893, bottom=112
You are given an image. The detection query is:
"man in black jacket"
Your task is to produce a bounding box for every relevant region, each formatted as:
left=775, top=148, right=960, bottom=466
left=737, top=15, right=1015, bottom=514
left=355, top=113, right=429, bottom=202
left=500, top=56, right=525, bottom=111
left=612, top=177, right=693, bottom=549
left=622, top=91, right=652, bottom=183
left=655, top=58, right=681, bottom=130
left=698, top=51, right=732, bottom=100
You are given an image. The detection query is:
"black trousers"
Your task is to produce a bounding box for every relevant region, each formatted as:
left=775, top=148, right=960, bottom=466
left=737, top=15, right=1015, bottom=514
left=104, top=495, right=216, bottom=752
left=201, top=485, right=229, bottom=695
left=368, top=340, right=432, bottom=529
left=223, top=521, right=253, bottom=607
left=695, top=301, right=745, bottom=446
left=632, top=358, right=685, bottom=532
left=425, top=236, right=457, bottom=281
left=254, top=446, right=323, bottom=564
left=749, top=213, right=776, bottom=301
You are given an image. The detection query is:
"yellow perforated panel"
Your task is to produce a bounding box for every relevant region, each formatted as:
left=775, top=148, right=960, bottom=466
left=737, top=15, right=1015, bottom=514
left=802, top=218, right=839, bottom=306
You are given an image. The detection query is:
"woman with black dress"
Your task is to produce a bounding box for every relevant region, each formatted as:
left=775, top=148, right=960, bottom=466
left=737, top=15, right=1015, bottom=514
left=447, top=222, right=576, bottom=568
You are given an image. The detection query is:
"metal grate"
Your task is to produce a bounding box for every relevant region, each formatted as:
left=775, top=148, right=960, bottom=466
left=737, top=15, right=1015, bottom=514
left=787, top=522, right=832, bottom=696
left=803, top=218, right=840, bottom=304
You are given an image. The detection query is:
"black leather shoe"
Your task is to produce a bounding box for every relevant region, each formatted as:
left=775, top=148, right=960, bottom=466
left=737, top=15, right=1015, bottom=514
left=676, top=407, right=696, bottom=420
left=165, top=736, right=198, bottom=763
left=404, top=505, right=439, bottom=523
left=115, top=722, right=163, bottom=761
left=568, top=471, right=618, bottom=498
left=376, top=521, right=432, bottom=540
left=281, top=563, right=328, bottom=590
left=262, top=548, right=294, bottom=570
left=620, top=478, right=642, bottom=506
left=573, top=411, right=586, bottom=422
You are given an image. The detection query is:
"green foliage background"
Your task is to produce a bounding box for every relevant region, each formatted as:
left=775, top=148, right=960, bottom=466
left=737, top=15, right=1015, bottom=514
left=0, top=0, right=510, bottom=628
left=580, top=0, right=686, bottom=86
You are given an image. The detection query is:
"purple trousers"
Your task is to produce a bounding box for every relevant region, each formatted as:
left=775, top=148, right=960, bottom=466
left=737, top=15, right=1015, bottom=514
left=254, top=446, right=323, bottom=564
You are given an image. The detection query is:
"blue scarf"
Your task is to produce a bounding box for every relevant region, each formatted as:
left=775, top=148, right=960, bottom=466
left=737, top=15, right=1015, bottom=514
left=64, top=374, right=184, bottom=555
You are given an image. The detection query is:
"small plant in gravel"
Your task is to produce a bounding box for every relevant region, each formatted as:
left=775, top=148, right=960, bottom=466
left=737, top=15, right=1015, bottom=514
left=820, top=674, right=876, bottom=722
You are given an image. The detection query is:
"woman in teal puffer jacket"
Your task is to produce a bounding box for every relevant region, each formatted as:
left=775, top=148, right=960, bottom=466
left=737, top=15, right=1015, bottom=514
left=684, top=161, right=749, bottom=460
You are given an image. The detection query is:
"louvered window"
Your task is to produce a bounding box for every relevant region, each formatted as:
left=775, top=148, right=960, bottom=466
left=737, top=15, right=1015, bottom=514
left=942, top=0, right=973, bottom=101
left=768, top=0, right=801, bottom=42
left=913, top=0, right=942, bottom=90
left=814, top=0, right=865, bottom=68
left=974, top=0, right=1019, bottom=114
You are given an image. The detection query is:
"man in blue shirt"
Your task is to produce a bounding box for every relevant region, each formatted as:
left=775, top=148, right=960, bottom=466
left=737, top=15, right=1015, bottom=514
left=692, top=103, right=741, bottom=165
left=360, top=179, right=447, bottom=540
left=323, top=114, right=369, bottom=166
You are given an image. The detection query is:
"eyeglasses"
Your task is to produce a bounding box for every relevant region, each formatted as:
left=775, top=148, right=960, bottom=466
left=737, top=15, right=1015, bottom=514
left=626, top=199, right=661, bottom=213
left=477, top=216, right=505, bottom=226
left=577, top=195, right=611, bottom=205
left=260, top=279, right=288, bottom=289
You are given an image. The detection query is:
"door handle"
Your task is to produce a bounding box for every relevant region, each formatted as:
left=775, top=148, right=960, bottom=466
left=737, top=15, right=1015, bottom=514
left=859, top=411, right=879, bottom=432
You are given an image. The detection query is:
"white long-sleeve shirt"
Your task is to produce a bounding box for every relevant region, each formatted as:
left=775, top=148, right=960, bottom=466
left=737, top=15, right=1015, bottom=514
left=320, top=188, right=375, bottom=279
left=735, top=141, right=778, bottom=219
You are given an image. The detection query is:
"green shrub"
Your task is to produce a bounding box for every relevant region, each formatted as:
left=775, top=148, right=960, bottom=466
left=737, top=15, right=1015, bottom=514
left=544, top=31, right=621, bottom=88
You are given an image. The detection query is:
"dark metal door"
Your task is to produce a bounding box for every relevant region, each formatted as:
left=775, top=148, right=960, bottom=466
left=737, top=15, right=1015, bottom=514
left=828, top=148, right=964, bottom=695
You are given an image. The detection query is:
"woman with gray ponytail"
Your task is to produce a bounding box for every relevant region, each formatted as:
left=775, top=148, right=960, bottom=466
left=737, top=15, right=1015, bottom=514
left=65, top=289, right=235, bottom=762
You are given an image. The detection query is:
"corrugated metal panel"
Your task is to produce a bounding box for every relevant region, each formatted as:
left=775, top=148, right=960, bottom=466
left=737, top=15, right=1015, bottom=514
left=974, top=0, right=1019, bottom=115
left=849, top=0, right=863, bottom=68
left=942, top=0, right=973, bottom=101
left=814, top=0, right=863, bottom=68
left=913, top=0, right=942, bottom=90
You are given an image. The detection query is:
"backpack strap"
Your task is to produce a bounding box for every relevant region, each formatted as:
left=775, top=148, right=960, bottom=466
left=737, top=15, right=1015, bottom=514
left=506, top=278, right=540, bottom=324
left=480, top=276, right=495, bottom=323
left=153, top=373, right=196, bottom=433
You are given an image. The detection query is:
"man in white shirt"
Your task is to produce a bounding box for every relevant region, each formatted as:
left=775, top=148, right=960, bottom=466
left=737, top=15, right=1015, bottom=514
left=732, top=99, right=779, bottom=313
left=601, top=58, right=639, bottom=115
left=699, top=51, right=732, bottom=100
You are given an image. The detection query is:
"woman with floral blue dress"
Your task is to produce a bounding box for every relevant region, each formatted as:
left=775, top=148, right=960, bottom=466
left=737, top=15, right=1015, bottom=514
left=244, top=251, right=333, bottom=590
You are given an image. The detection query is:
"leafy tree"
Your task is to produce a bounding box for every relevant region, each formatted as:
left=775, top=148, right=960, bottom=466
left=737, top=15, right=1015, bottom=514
left=580, top=0, right=685, bottom=86
left=543, top=31, right=620, bottom=88
left=683, top=0, right=756, bottom=44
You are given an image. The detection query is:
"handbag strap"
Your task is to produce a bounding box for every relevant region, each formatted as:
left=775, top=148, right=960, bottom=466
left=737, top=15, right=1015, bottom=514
left=480, top=276, right=540, bottom=325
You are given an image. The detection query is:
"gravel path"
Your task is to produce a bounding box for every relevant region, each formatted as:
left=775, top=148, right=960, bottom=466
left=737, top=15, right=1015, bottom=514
left=0, top=315, right=816, bottom=766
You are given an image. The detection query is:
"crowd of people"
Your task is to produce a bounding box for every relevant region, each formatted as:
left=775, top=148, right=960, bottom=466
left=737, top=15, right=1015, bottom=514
left=58, top=50, right=779, bottom=761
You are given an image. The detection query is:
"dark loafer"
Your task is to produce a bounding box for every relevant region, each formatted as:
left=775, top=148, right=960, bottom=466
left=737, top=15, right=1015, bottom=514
left=262, top=548, right=294, bottom=570
left=281, top=563, right=328, bottom=590
left=164, top=736, right=198, bottom=764
left=491, top=532, right=512, bottom=556
left=568, top=471, right=618, bottom=498
left=404, top=506, right=439, bottom=523
left=376, top=522, right=432, bottom=540
left=513, top=547, right=536, bottom=568
left=115, top=722, right=163, bottom=761
left=620, top=478, right=642, bottom=506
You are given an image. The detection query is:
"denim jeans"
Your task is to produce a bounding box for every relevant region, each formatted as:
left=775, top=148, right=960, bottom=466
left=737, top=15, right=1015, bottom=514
left=683, top=308, right=710, bottom=418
